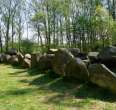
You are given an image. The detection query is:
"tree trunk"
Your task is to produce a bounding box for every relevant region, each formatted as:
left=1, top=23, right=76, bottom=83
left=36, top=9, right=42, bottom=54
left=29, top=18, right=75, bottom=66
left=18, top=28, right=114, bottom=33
left=6, top=17, right=10, bottom=51
left=11, top=16, right=14, bottom=48
left=112, top=0, right=116, bottom=20
left=0, top=25, right=3, bottom=52
left=46, top=4, right=51, bottom=50
left=59, top=17, right=63, bottom=46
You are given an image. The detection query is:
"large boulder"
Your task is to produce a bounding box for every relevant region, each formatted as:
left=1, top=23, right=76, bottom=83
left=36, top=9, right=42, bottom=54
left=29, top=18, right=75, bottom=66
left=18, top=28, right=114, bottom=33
left=3, top=54, right=11, bottom=63
left=0, top=54, right=2, bottom=62
left=52, top=48, right=74, bottom=76
left=9, top=55, right=19, bottom=65
left=65, top=58, right=89, bottom=81
left=22, top=58, right=31, bottom=68
left=25, top=54, right=31, bottom=60
left=98, top=46, right=116, bottom=66
left=68, top=48, right=90, bottom=65
left=17, top=52, right=24, bottom=65
left=48, top=48, right=80, bottom=57
left=31, top=53, right=39, bottom=68
left=38, top=54, right=55, bottom=71
left=68, top=48, right=80, bottom=57
left=76, top=52, right=90, bottom=66
left=88, top=52, right=99, bottom=63
left=89, top=64, right=116, bottom=93
left=0, top=53, right=6, bottom=62
left=36, top=54, right=43, bottom=63
left=6, top=48, right=18, bottom=55
left=31, top=53, right=43, bottom=68
left=47, top=49, right=58, bottom=54
left=76, top=52, right=88, bottom=60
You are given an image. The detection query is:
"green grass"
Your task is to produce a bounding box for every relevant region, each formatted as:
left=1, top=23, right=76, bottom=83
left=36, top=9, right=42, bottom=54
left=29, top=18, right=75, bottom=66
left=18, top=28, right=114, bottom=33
left=0, top=64, right=116, bottom=110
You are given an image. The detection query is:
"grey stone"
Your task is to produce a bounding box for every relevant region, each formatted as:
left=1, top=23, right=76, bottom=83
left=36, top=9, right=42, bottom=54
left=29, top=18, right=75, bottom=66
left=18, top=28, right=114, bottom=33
left=65, top=57, right=89, bottom=81
left=89, top=64, right=116, bottom=93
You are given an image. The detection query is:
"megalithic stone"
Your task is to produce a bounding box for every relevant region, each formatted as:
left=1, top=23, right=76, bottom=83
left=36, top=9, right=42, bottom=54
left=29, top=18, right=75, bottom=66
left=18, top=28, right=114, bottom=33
left=89, top=64, right=116, bottom=93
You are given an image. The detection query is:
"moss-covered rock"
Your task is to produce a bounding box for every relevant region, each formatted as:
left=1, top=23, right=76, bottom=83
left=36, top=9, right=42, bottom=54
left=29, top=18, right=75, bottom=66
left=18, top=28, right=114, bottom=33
left=65, top=58, right=89, bottom=81
left=52, top=48, right=74, bottom=76
left=9, top=55, right=19, bottom=65
left=22, top=58, right=31, bottom=68
left=38, top=54, right=54, bottom=71
left=89, top=64, right=116, bottom=93
left=98, top=46, right=116, bottom=63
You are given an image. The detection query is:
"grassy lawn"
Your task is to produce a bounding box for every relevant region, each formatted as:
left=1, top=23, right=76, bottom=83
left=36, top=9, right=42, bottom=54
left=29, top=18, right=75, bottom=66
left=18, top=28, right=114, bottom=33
left=0, top=64, right=116, bottom=110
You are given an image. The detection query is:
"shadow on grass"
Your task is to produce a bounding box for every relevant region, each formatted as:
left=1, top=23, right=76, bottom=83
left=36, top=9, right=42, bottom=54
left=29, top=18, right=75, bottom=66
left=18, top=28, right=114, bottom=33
left=9, top=65, right=43, bottom=76
left=8, top=65, right=116, bottom=105
left=27, top=68, right=43, bottom=76
left=28, top=71, right=116, bottom=103
left=43, top=93, right=92, bottom=108
left=8, top=65, right=24, bottom=69
left=41, top=81, right=116, bottom=108
left=9, top=70, right=27, bottom=75
left=0, top=88, right=36, bottom=98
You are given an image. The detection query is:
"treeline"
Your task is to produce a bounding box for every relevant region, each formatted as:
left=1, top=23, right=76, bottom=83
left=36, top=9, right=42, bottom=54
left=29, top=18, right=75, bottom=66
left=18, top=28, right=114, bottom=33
left=0, top=0, right=116, bottom=53
left=0, top=0, right=25, bottom=52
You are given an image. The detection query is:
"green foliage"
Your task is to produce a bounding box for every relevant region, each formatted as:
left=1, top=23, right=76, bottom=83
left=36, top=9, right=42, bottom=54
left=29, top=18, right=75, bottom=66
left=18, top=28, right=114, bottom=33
left=110, top=21, right=116, bottom=45
left=1, top=0, right=116, bottom=53
left=31, top=11, right=46, bottom=23
left=21, top=39, right=34, bottom=53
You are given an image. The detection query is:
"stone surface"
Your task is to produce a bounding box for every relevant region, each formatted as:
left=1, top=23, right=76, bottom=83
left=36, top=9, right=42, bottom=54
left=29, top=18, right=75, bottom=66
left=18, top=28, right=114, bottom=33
left=47, top=49, right=58, bottom=54
left=76, top=52, right=88, bottom=60
left=4, top=54, right=11, bottom=63
left=22, top=58, right=31, bottom=68
left=38, top=54, right=55, bottom=71
left=17, top=52, right=24, bottom=65
left=89, top=64, right=116, bottom=93
left=25, top=54, right=31, bottom=60
left=31, top=53, right=40, bottom=68
left=65, top=57, right=89, bottom=81
left=9, top=55, right=19, bottom=65
left=0, top=53, right=5, bottom=62
left=6, top=48, right=18, bottom=55
left=52, top=48, right=74, bottom=76
left=98, top=46, right=116, bottom=63
left=68, top=48, right=80, bottom=57
left=88, top=52, right=99, bottom=63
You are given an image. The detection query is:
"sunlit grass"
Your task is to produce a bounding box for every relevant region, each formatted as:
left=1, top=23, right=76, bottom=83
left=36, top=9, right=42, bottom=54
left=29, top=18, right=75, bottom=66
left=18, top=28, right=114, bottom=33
left=0, top=64, right=116, bottom=110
